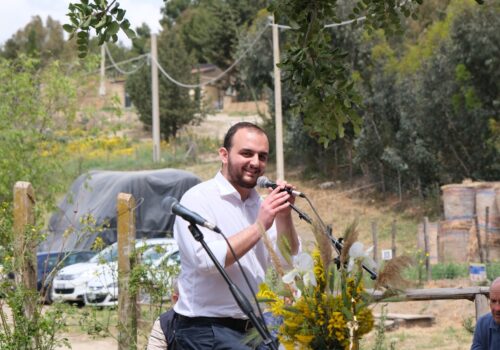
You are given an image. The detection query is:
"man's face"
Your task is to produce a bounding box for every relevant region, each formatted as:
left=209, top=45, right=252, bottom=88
left=220, top=128, right=269, bottom=190
left=490, top=282, right=500, bottom=324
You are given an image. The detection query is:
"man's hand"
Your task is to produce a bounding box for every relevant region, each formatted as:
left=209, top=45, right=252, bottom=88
left=257, top=185, right=291, bottom=230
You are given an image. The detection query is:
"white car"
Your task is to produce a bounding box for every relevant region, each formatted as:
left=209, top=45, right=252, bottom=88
left=84, top=240, right=179, bottom=307
left=52, top=238, right=175, bottom=306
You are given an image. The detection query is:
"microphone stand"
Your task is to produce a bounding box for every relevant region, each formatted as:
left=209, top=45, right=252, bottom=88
left=187, top=224, right=279, bottom=350
left=301, top=196, right=378, bottom=280
left=289, top=203, right=312, bottom=224
left=326, top=225, right=378, bottom=280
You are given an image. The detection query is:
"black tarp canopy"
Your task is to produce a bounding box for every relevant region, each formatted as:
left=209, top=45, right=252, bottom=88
left=41, top=168, right=201, bottom=251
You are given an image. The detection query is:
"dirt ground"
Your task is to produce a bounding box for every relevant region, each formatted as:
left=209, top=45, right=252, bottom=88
left=55, top=113, right=481, bottom=349
left=58, top=281, right=478, bottom=350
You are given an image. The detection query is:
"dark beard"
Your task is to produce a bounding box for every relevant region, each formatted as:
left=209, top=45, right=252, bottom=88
left=236, top=177, right=257, bottom=189
left=227, top=163, right=259, bottom=190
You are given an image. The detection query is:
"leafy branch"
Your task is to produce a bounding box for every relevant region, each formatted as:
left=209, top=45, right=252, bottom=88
left=269, top=0, right=427, bottom=146
left=63, top=0, right=136, bottom=57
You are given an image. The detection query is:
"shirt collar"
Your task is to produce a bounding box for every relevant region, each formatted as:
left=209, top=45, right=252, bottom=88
left=489, top=314, right=500, bottom=330
left=215, top=171, right=260, bottom=205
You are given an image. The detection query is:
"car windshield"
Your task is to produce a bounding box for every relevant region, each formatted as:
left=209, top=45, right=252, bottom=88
left=89, top=244, right=118, bottom=264
left=38, top=251, right=96, bottom=273
left=37, top=253, right=60, bottom=273
left=142, top=244, right=176, bottom=265
left=158, top=250, right=180, bottom=268
left=89, top=241, right=175, bottom=264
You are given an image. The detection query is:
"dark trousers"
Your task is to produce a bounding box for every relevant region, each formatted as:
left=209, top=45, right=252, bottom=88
left=174, top=316, right=252, bottom=350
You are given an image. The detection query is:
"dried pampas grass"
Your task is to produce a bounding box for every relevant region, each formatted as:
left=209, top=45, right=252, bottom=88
left=374, top=255, right=413, bottom=291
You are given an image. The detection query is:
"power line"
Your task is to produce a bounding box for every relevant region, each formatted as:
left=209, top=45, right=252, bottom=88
left=151, top=23, right=270, bottom=89
left=103, top=44, right=148, bottom=75
left=272, top=16, right=367, bottom=30
left=100, top=12, right=368, bottom=87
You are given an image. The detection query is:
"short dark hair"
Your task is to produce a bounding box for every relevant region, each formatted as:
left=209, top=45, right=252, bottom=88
left=222, top=122, right=266, bottom=150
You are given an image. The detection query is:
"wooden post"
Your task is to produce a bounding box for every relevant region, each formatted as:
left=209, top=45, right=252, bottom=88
left=117, top=193, right=137, bottom=350
left=13, top=181, right=37, bottom=321
left=485, top=207, right=490, bottom=264
left=371, top=221, right=378, bottom=265
left=423, top=217, right=431, bottom=281
left=474, top=213, right=485, bottom=263
left=437, top=221, right=441, bottom=263
left=474, top=294, right=489, bottom=321
left=391, top=219, right=397, bottom=258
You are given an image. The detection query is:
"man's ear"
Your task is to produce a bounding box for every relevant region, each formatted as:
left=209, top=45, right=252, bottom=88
left=219, top=147, right=228, bottom=165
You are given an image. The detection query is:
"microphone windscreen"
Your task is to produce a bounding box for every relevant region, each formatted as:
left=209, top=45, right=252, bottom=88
left=161, top=196, right=178, bottom=214
left=256, top=176, right=270, bottom=189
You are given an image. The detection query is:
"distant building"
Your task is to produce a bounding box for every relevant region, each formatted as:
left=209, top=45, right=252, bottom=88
left=191, top=64, right=225, bottom=110
left=190, top=63, right=268, bottom=116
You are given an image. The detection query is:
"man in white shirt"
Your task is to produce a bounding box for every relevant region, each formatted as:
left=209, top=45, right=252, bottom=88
left=173, top=122, right=300, bottom=349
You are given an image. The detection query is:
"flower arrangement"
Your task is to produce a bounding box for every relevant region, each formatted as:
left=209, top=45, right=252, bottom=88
left=257, top=223, right=379, bottom=350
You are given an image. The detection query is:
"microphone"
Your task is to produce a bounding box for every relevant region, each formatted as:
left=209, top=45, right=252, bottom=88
left=163, top=196, right=221, bottom=233
left=256, top=176, right=305, bottom=197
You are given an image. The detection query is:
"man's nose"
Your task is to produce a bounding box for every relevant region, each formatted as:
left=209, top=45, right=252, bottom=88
left=249, top=154, right=260, bottom=166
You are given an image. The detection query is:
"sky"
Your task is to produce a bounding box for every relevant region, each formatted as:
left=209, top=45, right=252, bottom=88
left=0, top=0, right=165, bottom=46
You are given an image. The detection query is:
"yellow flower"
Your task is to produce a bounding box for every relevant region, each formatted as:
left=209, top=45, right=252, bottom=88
left=295, top=334, right=314, bottom=346
left=356, top=308, right=374, bottom=335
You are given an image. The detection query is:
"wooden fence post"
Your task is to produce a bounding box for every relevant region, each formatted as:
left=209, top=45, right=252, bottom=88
left=485, top=207, right=490, bottom=264
left=13, top=181, right=37, bottom=321
left=117, top=193, right=137, bottom=350
left=437, top=221, right=441, bottom=263
left=371, top=221, right=378, bottom=265
left=474, top=213, right=485, bottom=263
left=423, top=217, right=431, bottom=281
left=391, top=219, right=397, bottom=258
left=474, top=294, right=489, bottom=321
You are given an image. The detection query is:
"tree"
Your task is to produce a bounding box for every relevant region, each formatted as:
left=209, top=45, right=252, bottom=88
left=0, top=16, right=68, bottom=66
left=354, top=0, right=499, bottom=195
left=410, top=2, right=499, bottom=183
left=0, top=56, right=79, bottom=209
left=177, top=0, right=238, bottom=69
left=126, top=27, right=201, bottom=140
left=67, top=0, right=487, bottom=145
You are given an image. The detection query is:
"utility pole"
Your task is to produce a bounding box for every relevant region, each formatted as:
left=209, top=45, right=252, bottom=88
left=151, top=34, right=161, bottom=163
left=272, top=15, right=284, bottom=181
left=99, top=44, right=106, bottom=96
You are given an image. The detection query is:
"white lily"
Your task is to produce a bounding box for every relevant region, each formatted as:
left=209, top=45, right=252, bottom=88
left=282, top=252, right=317, bottom=297
left=348, top=242, right=377, bottom=272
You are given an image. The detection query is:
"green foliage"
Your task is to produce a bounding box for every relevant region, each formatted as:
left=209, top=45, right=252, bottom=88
left=462, top=316, right=475, bottom=335
left=178, top=0, right=238, bottom=69
left=0, top=56, right=77, bottom=207
left=0, top=16, right=71, bottom=66
left=371, top=305, right=396, bottom=350
left=233, top=13, right=274, bottom=102
left=354, top=0, right=499, bottom=195
left=64, top=0, right=136, bottom=58
left=486, top=262, right=500, bottom=281
left=126, top=27, right=202, bottom=140
left=431, top=263, right=468, bottom=280
left=0, top=287, right=72, bottom=350
left=269, top=0, right=423, bottom=147
left=403, top=260, right=490, bottom=282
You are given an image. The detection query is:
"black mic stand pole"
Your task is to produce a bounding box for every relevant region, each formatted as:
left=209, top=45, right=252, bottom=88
left=289, top=203, right=313, bottom=224
left=325, top=225, right=378, bottom=280
left=187, top=224, right=279, bottom=350
left=301, top=196, right=377, bottom=280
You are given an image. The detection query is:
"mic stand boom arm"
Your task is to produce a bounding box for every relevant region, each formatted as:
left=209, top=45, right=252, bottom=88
left=326, top=226, right=377, bottom=280
left=187, top=224, right=279, bottom=350
left=302, top=196, right=377, bottom=280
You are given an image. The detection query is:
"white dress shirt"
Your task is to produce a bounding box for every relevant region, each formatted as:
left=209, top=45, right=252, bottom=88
left=173, top=172, right=287, bottom=319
